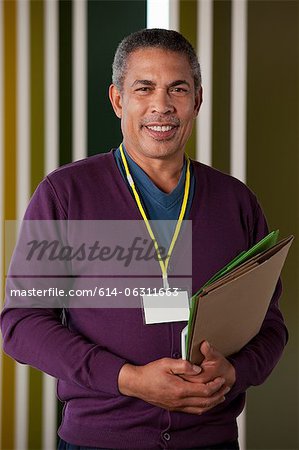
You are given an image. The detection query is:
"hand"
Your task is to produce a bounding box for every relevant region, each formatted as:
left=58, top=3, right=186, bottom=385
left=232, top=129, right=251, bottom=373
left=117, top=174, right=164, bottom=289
left=181, top=341, right=236, bottom=389
left=118, top=357, right=230, bottom=415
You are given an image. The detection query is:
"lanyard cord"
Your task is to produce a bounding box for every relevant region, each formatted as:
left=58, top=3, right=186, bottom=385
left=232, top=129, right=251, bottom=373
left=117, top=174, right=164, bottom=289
left=119, top=143, right=191, bottom=289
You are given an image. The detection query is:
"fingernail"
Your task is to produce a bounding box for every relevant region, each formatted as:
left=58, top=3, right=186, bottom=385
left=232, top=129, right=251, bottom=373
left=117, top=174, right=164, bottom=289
left=224, top=387, right=231, bottom=395
left=192, top=364, right=202, bottom=373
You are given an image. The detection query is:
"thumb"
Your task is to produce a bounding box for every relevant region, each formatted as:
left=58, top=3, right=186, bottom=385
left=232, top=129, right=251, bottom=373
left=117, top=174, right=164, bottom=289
left=200, top=340, right=217, bottom=361
left=170, top=359, right=202, bottom=376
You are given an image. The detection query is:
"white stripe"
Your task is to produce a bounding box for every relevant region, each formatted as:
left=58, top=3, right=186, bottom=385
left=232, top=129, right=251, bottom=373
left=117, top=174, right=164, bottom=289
left=15, top=1, right=30, bottom=448
left=45, top=0, right=58, bottom=174
left=42, top=374, right=57, bottom=450
left=147, top=0, right=170, bottom=29
left=230, top=0, right=247, bottom=184
left=73, top=0, right=87, bottom=161
left=196, top=0, right=213, bottom=165
left=231, top=1, right=248, bottom=449
left=0, top=0, right=4, bottom=441
left=43, top=1, right=59, bottom=449
left=169, top=0, right=179, bottom=31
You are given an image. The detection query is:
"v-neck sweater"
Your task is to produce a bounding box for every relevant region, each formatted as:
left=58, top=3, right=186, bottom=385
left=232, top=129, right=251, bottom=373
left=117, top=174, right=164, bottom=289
left=1, top=150, right=288, bottom=449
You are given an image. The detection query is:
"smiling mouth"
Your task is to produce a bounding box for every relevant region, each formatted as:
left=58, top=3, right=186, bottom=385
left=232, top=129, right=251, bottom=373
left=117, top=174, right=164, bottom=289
left=144, top=124, right=178, bottom=140
left=146, top=125, right=175, bottom=132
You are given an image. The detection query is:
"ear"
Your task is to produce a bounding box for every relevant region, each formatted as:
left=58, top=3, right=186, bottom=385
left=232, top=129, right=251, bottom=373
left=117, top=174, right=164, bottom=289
left=109, top=84, right=123, bottom=119
left=194, top=86, right=203, bottom=117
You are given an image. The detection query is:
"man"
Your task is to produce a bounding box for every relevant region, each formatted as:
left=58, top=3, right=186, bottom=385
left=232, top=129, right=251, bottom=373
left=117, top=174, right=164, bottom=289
left=1, top=29, right=287, bottom=450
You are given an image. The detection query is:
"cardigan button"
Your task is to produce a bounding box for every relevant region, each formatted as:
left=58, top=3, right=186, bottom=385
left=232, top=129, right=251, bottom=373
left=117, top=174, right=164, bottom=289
left=163, top=432, right=171, bottom=441
left=172, top=352, right=181, bottom=359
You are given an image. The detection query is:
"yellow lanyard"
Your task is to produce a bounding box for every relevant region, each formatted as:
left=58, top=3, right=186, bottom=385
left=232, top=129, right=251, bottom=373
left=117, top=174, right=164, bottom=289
left=119, top=143, right=191, bottom=289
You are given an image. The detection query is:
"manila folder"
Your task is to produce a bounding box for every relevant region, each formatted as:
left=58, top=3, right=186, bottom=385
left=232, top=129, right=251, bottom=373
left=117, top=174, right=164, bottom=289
left=189, top=236, right=293, bottom=365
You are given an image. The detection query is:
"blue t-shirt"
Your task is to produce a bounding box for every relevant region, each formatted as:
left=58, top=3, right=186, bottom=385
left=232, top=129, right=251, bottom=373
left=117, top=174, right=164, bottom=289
left=114, top=145, right=195, bottom=250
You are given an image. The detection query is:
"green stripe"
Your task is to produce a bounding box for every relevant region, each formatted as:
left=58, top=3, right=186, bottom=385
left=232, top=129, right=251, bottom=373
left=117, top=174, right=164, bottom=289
left=2, top=1, right=17, bottom=448
left=29, top=1, right=44, bottom=448
left=87, top=0, right=146, bottom=156
left=179, top=0, right=197, bottom=160
left=246, top=1, right=299, bottom=449
left=30, top=0, right=44, bottom=192
left=59, top=0, right=72, bottom=165
left=211, top=0, right=231, bottom=173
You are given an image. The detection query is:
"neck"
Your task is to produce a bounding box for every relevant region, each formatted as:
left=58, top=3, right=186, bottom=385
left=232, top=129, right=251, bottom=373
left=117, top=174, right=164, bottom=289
left=123, top=147, right=185, bottom=194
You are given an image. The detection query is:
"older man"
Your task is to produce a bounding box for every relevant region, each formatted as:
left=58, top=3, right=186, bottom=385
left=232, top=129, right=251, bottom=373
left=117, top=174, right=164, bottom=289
left=1, top=29, right=287, bottom=450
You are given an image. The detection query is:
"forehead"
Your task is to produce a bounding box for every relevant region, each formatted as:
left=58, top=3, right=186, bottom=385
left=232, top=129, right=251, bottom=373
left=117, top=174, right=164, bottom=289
left=124, top=48, right=193, bottom=83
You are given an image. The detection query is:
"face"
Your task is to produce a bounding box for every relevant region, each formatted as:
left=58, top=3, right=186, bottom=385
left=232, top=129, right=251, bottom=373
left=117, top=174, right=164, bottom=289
left=109, top=48, right=202, bottom=161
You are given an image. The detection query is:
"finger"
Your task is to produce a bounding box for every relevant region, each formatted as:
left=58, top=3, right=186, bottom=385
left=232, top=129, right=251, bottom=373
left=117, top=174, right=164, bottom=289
left=169, top=359, right=202, bottom=376
left=178, top=398, right=225, bottom=415
left=200, top=340, right=220, bottom=361
left=180, top=376, right=226, bottom=398
left=174, top=390, right=228, bottom=414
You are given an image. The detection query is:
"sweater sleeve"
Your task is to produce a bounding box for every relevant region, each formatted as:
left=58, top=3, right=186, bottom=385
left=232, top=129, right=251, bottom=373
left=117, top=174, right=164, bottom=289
left=0, top=178, right=127, bottom=396
left=226, top=201, right=288, bottom=398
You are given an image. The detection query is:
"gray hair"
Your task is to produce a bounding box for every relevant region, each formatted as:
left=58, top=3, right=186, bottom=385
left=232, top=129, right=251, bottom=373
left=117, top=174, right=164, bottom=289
left=112, top=28, right=201, bottom=92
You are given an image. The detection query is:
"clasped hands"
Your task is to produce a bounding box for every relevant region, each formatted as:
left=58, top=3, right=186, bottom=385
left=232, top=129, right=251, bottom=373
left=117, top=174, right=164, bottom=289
left=118, top=341, right=236, bottom=415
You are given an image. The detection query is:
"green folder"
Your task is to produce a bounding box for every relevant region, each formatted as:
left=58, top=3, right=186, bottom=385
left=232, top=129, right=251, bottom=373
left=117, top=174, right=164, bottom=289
left=186, top=230, right=279, bottom=358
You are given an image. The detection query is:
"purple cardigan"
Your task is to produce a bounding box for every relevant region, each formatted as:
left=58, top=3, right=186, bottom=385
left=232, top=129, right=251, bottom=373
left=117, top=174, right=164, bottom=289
left=1, top=151, right=288, bottom=449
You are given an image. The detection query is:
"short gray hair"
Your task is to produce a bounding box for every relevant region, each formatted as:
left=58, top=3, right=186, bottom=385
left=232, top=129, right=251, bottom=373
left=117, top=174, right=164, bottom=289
left=112, top=28, right=201, bottom=92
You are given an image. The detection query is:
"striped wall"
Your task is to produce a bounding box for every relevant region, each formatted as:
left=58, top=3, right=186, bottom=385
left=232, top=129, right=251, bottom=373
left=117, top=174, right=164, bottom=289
left=0, top=1, right=146, bottom=449
left=0, top=1, right=298, bottom=449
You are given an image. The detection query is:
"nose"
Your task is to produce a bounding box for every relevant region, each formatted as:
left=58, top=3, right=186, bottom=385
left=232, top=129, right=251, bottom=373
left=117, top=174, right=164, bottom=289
left=151, top=88, right=175, bottom=114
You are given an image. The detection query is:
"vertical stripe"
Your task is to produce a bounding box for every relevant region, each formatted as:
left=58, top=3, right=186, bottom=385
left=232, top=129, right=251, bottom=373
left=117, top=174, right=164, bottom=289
left=246, top=2, right=298, bottom=449
left=230, top=0, right=247, bottom=184
left=87, top=0, right=146, bottom=156
left=15, top=0, right=30, bottom=448
left=146, top=0, right=179, bottom=33
left=73, top=0, right=87, bottom=161
left=231, top=1, right=247, bottom=448
left=0, top=0, right=4, bottom=443
left=147, top=0, right=170, bottom=29
left=42, top=374, right=57, bottom=450
left=169, top=0, right=179, bottom=31
left=2, top=1, right=17, bottom=449
left=179, top=0, right=197, bottom=159
left=59, top=0, right=73, bottom=165
left=45, top=0, right=59, bottom=173
left=196, top=0, right=213, bottom=166
left=211, top=0, right=231, bottom=174
left=30, top=0, right=45, bottom=192
left=29, top=1, right=45, bottom=448
left=44, top=1, right=59, bottom=447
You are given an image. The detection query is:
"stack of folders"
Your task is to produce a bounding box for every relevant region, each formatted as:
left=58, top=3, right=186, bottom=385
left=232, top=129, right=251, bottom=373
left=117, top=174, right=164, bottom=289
left=181, top=230, right=294, bottom=365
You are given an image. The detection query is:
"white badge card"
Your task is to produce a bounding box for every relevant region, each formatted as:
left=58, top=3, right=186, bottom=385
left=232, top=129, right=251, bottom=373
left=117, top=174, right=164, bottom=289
left=142, top=289, right=190, bottom=325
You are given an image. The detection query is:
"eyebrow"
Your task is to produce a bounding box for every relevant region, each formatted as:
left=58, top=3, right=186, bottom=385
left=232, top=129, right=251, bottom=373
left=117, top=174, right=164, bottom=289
left=131, top=79, right=191, bottom=88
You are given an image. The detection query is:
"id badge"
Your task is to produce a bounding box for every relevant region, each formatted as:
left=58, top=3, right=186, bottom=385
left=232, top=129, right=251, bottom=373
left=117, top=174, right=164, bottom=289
left=142, top=288, right=190, bottom=325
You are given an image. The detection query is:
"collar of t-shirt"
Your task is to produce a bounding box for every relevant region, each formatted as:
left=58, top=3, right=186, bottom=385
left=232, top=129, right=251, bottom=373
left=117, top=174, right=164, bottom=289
left=113, top=144, right=195, bottom=250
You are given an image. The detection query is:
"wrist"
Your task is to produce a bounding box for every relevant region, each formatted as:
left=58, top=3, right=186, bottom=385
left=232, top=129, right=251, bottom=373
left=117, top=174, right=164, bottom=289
left=118, top=363, right=142, bottom=396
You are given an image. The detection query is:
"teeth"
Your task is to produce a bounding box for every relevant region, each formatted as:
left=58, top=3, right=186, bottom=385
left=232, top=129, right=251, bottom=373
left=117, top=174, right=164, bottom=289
left=147, top=125, right=174, bottom=132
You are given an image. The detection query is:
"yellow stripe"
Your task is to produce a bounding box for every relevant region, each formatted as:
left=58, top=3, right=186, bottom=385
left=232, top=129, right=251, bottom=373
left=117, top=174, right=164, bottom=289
left=2, top=1, right=16, bottom=449
left=119, top=144, right=190, bottom=288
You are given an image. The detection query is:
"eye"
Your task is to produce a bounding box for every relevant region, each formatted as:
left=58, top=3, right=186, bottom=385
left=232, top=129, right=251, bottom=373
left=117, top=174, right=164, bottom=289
left=135, top=87, right=152, bottom=93
left=170, top=87, right=188, bottom=94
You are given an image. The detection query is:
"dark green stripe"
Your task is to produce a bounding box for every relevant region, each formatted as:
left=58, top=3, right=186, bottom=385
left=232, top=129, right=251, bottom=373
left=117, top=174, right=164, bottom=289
left=87, top=0, right=146, bottom=156
left=59, top=0, right=72, bottom=165
left=29, top=1, right=44, bottom=448
left=211, top=0, right=231, bottom=174
left=180, top=0, right=197, bottom=160
left=247, top=1, right=299, bottom=449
